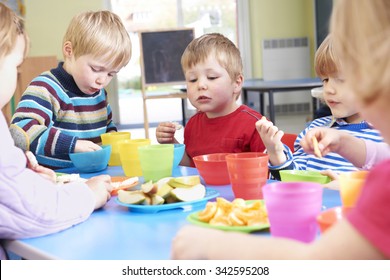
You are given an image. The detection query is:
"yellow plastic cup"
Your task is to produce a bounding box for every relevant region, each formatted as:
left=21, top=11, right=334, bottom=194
left=138, top=144, right=174, bottom=182
left=338, top=171, right=368, bottom=207
left=119, top=138, right=151, bottom=177
left=100, top=132, right=131, bottom=166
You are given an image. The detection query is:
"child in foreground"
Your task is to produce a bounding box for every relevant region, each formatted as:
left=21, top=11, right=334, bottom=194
left=10, top=10, right=132, bottom=169
left=255, top=35, right=382, bottom=181
left=156, top=33, right=265, bottom=167
left=171, top=0, right=390, bottom=259
left=0, top=3, right=113, bottom=260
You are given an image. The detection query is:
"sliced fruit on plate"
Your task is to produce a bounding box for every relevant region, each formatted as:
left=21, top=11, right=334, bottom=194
left=111, top=176, right=139, bottom=195
left=197, top=202, right=218, bottom=222
left=156, top=183, right=173, bottom=199
left=168, top=175, right=201, bottom=188
left=118, top=190, right=146, bottom=204
left=170, top=184, right=206, bottom=202
left=150, top=194, right=165, bottom=205
left=141, top=181, right=158, bottom=195
left=194, top=198, right=268, bottom=227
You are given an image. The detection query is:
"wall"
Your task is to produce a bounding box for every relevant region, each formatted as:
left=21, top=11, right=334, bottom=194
left=248, top=0, right=315, bottom=78
left=26, top=0, right=316, bottom=76
left=25, top=0, right=107, bottom=59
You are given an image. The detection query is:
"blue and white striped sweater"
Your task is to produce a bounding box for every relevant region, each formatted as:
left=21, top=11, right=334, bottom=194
left=269, top=116, right=383, bottom=175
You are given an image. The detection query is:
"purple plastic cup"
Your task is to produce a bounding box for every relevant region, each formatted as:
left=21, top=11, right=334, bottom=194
left=263, top=181, right=323, bottom=243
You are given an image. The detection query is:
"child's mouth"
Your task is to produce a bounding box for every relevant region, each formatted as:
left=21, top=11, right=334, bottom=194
left=197, top=96, right=210, bottom=101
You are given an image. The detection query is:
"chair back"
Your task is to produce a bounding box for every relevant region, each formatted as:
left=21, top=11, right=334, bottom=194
left=281, top=133, right=298, bottom=152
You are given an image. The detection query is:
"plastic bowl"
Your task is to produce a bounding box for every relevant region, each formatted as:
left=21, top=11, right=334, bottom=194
left=279, top=170, right=331, bottom=184
left=69, top=145, right=111, bottom=173
left=193, top=153, right=231, bottom=185
left=173, top=144, right=185, bottom=168
left=316, top=206, right=352, bottom=233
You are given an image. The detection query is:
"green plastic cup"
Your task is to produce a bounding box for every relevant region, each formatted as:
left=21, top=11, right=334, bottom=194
left=138, top=144, right=174, bottom=182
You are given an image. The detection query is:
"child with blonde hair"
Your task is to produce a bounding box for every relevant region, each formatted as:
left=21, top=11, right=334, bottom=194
left=172, top=0, right=390, bottom=259
left=10, top=10, right=132, bottom=169
left=0, top=3, right=112, bottom=260
left=255, top=34, right=382, bottom=181
left=156, top=33, right=265, bottom=166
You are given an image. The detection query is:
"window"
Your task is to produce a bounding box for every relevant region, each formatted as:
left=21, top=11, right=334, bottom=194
left=110, top=0, right=237, bottom=125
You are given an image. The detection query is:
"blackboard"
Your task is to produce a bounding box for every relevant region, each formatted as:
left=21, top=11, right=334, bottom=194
left=139, top=28, right=194, bottom=86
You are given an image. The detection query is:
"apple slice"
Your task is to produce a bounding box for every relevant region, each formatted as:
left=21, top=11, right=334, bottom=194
left=168, top=175, right=201, bottom=188
left=156, top=177, right=173, bottom=189
left=157, top=183, right=173, bottom=199
left=117, top=190, right=146, bottom=204
left=141, top=181, right=158, bottom=195
left=170, top=184, right=206, bottom=202
left=150, top=194, right=165, bottom=205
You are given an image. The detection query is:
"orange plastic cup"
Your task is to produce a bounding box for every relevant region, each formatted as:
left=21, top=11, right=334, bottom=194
left=338, top=171, right=368, bottom=207
left=101, top=132, right=131, bottom=166
left=226, top=152, right=269, bottom=199
left=119, top=138, right=151, bottom=177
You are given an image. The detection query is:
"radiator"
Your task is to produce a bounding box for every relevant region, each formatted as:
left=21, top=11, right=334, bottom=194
left=261, top=37, right=312, bottom=115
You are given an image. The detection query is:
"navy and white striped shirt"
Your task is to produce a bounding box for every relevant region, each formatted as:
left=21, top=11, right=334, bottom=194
left=269, top=116, right=383, bottom=176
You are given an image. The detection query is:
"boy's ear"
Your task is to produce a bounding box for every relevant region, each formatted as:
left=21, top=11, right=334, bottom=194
left=233, top=74, right=244, bottom=93
left=63, top=41, right=73, bottom=58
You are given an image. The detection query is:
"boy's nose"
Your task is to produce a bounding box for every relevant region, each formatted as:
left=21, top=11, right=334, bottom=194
left=197, top=79, right=207, bottom=90
left=96, top=76, right=107, bottom=86
left=324, top=83, right=336, bottom=95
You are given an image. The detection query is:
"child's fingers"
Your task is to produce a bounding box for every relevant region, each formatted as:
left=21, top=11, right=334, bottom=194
left=25, top=151, right=38, bottom=168
left=274, top=129, right=284, bottom=142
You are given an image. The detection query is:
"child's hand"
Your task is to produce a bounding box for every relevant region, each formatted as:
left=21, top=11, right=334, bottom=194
left=172, top=225, right=221, bottom=259
left=156, top=122, right=178, bottom=144
left=26, top=151, right=56, bottom=183
left=74, top=140, right=102, bottom=153
left=32, top=165, right=57, bottom=183
left=320, top=169, right=339, bottom=181
left=320, top=169, right=339, bottom=190
left=301, top=128, right=345, bottom=157
left=85, top=175, right=113, bottom=210
left=255, top=117, right=286, bottom=165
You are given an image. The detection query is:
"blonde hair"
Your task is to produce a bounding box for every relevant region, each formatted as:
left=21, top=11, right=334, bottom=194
left=63, top=10, right=131, bottom=69
left=331, top=0, right=390, bottom=104
left=181, top=33, right=243, bottom=81
left=314, top=35, right=340, bottom=78
left=0, top=2, right=29, bottom=61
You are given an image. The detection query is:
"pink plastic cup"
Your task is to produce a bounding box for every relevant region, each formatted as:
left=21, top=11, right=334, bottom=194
left=263, top=181, right=323, bottom=243
left=226, top=152, right=269, bottom=199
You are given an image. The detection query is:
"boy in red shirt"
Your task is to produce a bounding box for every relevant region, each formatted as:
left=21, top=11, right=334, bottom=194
left=156, top=33, right=265, bottom=166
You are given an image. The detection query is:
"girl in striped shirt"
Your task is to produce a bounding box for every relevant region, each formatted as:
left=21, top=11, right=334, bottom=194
left=255, top=35, right=383, bottom=182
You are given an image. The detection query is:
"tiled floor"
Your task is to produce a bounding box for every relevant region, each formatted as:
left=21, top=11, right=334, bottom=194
left=117, top=93, right=310, bottom=143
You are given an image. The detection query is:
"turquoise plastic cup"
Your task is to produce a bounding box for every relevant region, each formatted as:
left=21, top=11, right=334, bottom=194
left=138, top=144, right=174, bottom=182
left=263, top=181, right=323, bottom=243
left=173, top=144, right=185, bottom=169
